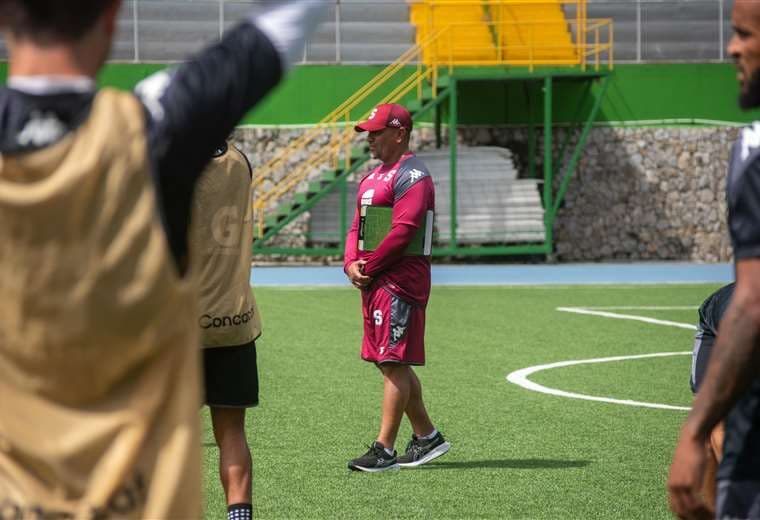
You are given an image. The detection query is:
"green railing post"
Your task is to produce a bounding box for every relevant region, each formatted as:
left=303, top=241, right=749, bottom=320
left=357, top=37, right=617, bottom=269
left=339, top=175, right=348, bottom=251
left=448, top=78, right=458, bottom=251
left=543, top=75, right=553, bottom=256
left=526, top=82, right=537, bottom=179
left=435, top=102, right=442, bottom=149
left=553, top=74, right=611, bottom=216
left=553, top=82, right=592, bottom=172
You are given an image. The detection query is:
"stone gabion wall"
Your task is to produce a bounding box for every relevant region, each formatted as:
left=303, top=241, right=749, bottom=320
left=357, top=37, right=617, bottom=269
left=234, top=125, right=738, bottom=262
left=555, top=127, right=735, bottom=262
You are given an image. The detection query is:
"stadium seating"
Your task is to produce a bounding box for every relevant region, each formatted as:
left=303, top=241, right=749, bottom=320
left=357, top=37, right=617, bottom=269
left=580, top=0, right=731, bottom=61
left=410, top=2, right=498, bottom=64
left=494, top=1, right=577, bottom=64
left=308, top=147, right=545, bottom=244
left=109, top=0, right=415, bottom=63
left=0, top=1, right=731, bottom=63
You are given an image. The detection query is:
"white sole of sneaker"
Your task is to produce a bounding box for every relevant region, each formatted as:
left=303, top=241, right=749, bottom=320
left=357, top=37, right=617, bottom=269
left=349, top=463, right=400, bottom=473
left=398, top=442, right=451, bottom=468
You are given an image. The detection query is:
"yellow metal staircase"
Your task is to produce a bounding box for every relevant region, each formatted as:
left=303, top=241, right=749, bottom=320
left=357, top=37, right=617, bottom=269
left=251, top=1, right=612, bottom=247
left=409, top=1, right=601, bottom=67
left=251, top=29, right=451, bottom=241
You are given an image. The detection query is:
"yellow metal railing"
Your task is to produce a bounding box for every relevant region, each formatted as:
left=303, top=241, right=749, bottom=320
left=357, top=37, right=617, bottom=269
left=252, top=28, right=448, bottom=236
left=412, top=0, right=599, bottom=67
left=253, top=1, right=613, bottom=237
left=429, top=19, right=613, bottom=71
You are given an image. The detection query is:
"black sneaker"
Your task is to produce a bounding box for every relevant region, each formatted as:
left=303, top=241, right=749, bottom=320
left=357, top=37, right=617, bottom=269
left=397, top=432, right=450, bottom=468
left=348, top=441, right=400, bottom=473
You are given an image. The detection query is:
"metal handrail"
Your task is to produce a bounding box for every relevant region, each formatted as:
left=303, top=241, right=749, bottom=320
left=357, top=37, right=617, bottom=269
left=250, top=28, right=446, bottom=193
left=254, top=70, right=432, bottom=215
left=252, top=6, right=614, bottom=236
left=252, top=30, right=445, bottom=235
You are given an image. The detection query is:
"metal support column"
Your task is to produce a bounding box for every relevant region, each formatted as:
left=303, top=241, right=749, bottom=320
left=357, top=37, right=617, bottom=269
left=719, top=0, right=725, bottom=61
left=133, top=1, right=140, bottom=62
left=636, top=0, right=642, bottom=63
left=435, top=104, right=442, bottom=149
left=543, top=75, right=553, bottom=255
left=553, top=82, right=592, bottom=171
left=339, top=175, right=348, bottom=250
left=526, top=82, right=537, bottom=179
left=552, top=75, right=611, bottom=216
left=448, top=79, right=458, bottom=250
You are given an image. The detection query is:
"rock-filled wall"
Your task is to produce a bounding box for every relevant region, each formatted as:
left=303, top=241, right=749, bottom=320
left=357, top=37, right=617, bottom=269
left=234, top=125, right=738, bottom=262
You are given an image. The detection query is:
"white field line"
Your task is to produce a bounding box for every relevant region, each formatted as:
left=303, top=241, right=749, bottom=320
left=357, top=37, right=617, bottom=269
left=556, top=307, right=698, bottom=330
left=579, top=306, right=699, bottom=311
left=506, top=353, right=693, bottom=411
left=506, top=306, right=697, bottom=410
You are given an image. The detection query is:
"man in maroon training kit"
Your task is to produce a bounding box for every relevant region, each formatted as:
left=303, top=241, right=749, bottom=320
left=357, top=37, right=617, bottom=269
left=344, top=103, right=450, bottom=472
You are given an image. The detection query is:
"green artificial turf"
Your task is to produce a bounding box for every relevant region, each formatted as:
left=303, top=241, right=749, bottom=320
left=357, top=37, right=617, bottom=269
left=202, top=284, right=723, bottom=519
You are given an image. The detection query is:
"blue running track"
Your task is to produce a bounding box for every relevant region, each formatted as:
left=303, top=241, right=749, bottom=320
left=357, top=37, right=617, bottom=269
left=251, top=263, right=734, bottom=287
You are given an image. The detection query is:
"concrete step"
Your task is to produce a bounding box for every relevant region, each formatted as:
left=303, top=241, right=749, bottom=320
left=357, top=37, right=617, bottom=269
left=309, top=146, right=545, bottom=244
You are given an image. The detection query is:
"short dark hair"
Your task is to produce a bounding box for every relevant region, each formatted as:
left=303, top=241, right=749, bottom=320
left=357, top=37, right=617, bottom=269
left=0, top=0, right=116, bottom=42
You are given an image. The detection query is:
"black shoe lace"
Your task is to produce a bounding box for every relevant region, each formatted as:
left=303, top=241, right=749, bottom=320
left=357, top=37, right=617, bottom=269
left=367, top=443, right=391, bottom=459
left=404, top=437, right=424, bottom=459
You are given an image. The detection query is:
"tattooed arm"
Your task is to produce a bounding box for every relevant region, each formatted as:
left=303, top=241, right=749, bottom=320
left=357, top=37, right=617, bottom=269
left=687, top=261, right=760, bottom=438
left=668, top=259, right=760, bottom=520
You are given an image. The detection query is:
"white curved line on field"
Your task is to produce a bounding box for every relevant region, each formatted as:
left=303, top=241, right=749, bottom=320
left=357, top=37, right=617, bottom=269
left=506, top=352, right=693, bottom=411
left=556, top=307, right=698, bottom=330
left=506, top=306, right=697, bottom=410
left=579, top=306, right=699, bottom=311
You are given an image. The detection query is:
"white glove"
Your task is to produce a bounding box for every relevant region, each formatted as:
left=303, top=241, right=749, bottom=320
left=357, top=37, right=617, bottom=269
left=253, top=0, right=329, bottom=70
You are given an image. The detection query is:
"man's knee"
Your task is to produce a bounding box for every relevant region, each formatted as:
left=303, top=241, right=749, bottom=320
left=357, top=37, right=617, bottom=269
left=379, top=363, right=412, bottom=378
left=210, top=407, right=247, bottom=445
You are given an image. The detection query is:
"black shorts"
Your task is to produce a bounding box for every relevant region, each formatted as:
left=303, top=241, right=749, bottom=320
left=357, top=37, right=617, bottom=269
left=202, top=341, right=259, bottom=408
left=716, top=480, right=760, bottom=519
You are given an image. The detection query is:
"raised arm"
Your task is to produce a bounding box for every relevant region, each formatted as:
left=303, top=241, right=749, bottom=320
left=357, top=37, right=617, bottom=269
left=135, top=0, right=327, bottom=268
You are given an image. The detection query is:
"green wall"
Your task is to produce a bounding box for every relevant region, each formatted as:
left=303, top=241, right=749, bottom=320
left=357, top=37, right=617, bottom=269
left=1, top=62, right=756, bottom=125
left=455, top=64, right=755, bottom=125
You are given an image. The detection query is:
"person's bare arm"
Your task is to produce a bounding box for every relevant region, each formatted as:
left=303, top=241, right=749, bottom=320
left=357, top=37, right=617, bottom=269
left=668, top=259, right=760, bottom=519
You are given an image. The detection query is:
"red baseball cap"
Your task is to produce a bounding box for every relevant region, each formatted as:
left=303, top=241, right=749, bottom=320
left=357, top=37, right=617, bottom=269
left=355, top=103, right=413, bottom=133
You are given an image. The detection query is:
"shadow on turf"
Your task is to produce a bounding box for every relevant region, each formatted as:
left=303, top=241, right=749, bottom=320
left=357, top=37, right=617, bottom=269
left=414, top=459, right=591, bottom=471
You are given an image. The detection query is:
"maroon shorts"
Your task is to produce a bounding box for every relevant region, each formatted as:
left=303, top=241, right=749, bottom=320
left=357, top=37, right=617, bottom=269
left=361, top=284, right=425, bottom=365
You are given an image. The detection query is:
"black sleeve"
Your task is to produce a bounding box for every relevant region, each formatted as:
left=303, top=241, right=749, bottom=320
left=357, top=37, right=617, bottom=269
left=729, top=155, right=760, bottom=260
left=703, top=282, right=736, bottom=333
left=135, top=20, right=283, bottom=268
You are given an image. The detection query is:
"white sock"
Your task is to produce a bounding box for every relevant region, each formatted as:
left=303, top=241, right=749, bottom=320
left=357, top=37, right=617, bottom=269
left=384, top=447, right=394, bottom=456
left=420, top=428, right=438, bottom=441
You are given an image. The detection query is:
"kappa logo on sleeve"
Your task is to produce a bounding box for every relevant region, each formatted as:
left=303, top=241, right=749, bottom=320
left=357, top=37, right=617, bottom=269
left=409, top=169, right=425, bottom=182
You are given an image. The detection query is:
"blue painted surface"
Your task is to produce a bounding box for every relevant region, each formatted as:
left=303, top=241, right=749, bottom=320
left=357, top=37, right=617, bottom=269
left=250, top=263, right=734, bottom=287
